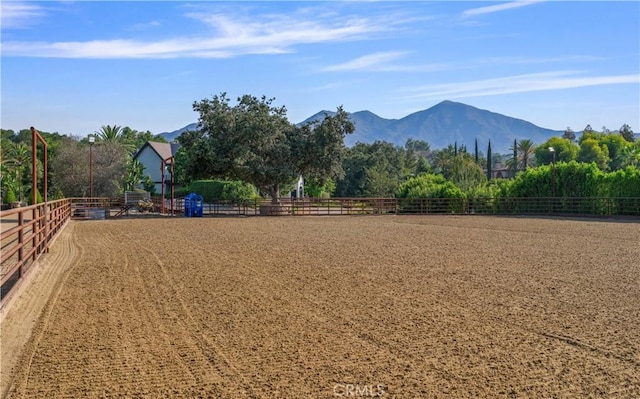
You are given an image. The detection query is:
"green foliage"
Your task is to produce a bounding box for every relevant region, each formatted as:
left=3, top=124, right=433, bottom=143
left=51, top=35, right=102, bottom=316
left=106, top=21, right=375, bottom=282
left=304, top=177, right=335, bottom=198
left=605, top=166, right=640, bottom=215
left=28, top=187, right=43, bottom=204
left=415, top=156, right=431, bottom=175
left=335, top=141, right=413, bottom=197
left=508, top=161, right=607, bottom=198
left=2, top=141, right=30, bottom=201
left=397, top=173, right=465, bottom=213
left=51, top=188, right=65, bottom=200
left=562, top=127, right=576, bottom=141
left=510, top=139, right=536, bottom=171
left=465, top=180, right=506, bottom=213
left=486, top=141, right=492, bottom=180
left=431, top=145, right=456, bottom=177
left=405, top=138, right=430, bottom=152
left=188, top=179, right=257, bottom=202
left=619, top=124, right=635, bottom=143
left=535, top=137, right=578, bottom=165
left=619, top=142, right=640, bottom=168
left=220, top=180, right=260, bottom=203
left=397, top=173, right=465, bottom=199
left=142, top=175, right=157, bottom=195
left=449, top=156, right=487, bottom=193
left=538, top=132, right=634, bottom=172
left=125, top=158, right=145, bottom=191
left=95, top=125, right=137, bottom=154
left=600, top=133, right=631, bottom=170
left=605, top=166, right=640, bottom=197
left=3, top=186, right=17, bottom=204
left=122, top=127, right=167, bottom=151
left=189, top=180, right=226, bottom=201
left=578, top=138, right=610, bottom=170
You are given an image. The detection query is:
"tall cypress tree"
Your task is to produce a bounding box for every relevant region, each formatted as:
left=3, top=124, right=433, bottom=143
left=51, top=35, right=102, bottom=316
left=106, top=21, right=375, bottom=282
left=454, top=141, right=458, bottom=157
left=513, top=139, right=518, bottom=174
left=474, top=139, right=479, bottom=164
left=487, top=140, right=492, bottom=180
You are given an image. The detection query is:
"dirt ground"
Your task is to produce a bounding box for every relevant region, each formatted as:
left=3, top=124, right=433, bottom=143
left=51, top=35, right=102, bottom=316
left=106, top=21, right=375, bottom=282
left=1, top=216, right=639, bottom=398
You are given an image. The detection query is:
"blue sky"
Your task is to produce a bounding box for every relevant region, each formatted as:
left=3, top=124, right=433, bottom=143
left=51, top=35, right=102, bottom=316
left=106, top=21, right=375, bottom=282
left=2, top=1, right=639, bottom=138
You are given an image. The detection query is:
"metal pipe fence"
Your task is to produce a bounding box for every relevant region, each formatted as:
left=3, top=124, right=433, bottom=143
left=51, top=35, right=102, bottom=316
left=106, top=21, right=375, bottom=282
left=164, top=196, right=640, bottom=217
left=1, top=199, right=72, bottom=307
left=1, top=195, right=637, bottom=307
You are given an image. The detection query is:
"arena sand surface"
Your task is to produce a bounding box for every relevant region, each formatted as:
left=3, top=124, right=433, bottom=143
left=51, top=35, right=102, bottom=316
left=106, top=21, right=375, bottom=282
left=1, top=216, right=639, bottom=398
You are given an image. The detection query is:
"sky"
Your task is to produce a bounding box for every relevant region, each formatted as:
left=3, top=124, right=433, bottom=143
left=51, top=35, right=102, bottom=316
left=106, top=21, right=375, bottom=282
left=1, top=1, right=639, bottom=138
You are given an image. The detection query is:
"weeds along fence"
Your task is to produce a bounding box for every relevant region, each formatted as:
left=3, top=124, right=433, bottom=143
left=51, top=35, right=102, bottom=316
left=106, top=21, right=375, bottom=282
left=169, top=196, right=640, bottom=217
left=0, top=199, right=72, bottom=308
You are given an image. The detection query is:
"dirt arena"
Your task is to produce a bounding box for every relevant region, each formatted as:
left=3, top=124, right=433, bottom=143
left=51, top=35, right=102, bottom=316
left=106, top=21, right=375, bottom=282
left=1, top=216, right=639, bottom=398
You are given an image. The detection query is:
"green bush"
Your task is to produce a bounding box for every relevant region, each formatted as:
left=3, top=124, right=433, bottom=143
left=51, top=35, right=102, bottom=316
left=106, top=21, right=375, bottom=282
left=51, top=188, right=65, bottom=201
left=142, top=176, right=157, bottom=195
left=466, top=181, right=504, bottom=214
left=3, top=187, right=17, bottom=204
left=221, top=180, right=259, bottom=204
left=28, top=188, right=43, bottom=204
left=189, top=180, right=225, bottom=201
left=397, top=173, right=465, bottom=213
left=605, top=166, right=640, bottom=215
left=188, top=179, right=260, bottom=203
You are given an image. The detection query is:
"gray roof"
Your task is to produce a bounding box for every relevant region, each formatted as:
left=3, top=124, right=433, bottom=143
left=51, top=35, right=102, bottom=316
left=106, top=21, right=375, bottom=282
left=134, top=141, right=180, bottom=160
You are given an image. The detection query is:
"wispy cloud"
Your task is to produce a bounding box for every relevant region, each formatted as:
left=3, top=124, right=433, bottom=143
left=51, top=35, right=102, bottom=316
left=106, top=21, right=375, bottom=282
left=323, top=51, right=409, bottom=72
left=323, top=51, right=452, bottom=73
left=476, top=55, right=605, bottom=65
left=1, top=2, right=46, bottom=28
left=403, top=71, right=640, bottom=100
left=2, top=8, right=394, bottom=59
left=126, top=20, right=161, bottom=32
left=462, top=1, right=544, bottom=17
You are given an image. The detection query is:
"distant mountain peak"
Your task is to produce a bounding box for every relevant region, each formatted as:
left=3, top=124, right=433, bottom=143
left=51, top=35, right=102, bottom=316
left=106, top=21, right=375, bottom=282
left=161, top=102, right=562, bottom=153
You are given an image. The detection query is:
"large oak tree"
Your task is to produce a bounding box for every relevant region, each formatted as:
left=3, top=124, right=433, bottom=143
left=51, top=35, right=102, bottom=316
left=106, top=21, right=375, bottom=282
left=183, top=93, right=354, bottom=202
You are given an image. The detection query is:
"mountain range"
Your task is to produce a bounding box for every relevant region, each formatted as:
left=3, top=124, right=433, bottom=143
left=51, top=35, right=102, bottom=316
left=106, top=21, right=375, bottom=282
left=159, top=100, right=563, bottom=153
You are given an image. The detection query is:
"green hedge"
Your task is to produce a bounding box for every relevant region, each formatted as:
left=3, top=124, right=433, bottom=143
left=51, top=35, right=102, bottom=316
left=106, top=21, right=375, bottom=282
left=185, top=180, right=259, bottom=203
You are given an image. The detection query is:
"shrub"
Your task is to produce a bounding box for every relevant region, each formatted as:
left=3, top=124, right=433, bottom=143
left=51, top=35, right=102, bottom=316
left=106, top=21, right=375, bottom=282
left=51, top=188, right=65, bottom=201
left=397, top=173, right=465, bottom=213
left=142, top=176, right=157, bottom=195
left=189, top=179, right=260, bottom=203
left=28, top=188, right=43, bottom=204
left=221, top=180, right=260, bottom=204
left=3, top=187, right=17, bottom=204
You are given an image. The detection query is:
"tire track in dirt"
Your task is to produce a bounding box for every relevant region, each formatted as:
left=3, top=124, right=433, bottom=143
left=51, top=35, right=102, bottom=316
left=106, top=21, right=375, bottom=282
left=121, top=232, right=261, bottom=398
left=214, top=247, right=464, bottom=396
left=5, top=217, right=639, bottom=398
left=5, top=223, right=84, bottom=398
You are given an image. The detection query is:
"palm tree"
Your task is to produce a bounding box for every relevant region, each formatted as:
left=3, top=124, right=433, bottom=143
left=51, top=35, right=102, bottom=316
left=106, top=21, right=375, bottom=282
left=517, top=139, right=536, bottom=170
left=508, top=139, right=537, bottom=172
left=2, top=142, right=30, bottom=202
left=95, top=125, right=136, bottom=153
left=95, top=125, right=124, bottom=142
left=619, top=144, right=640, bottom=168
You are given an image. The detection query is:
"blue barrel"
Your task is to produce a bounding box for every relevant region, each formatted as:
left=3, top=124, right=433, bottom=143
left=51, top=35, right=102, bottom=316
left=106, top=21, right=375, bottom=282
left=184, top=193, right=194, bottom=217
left=193, top=194, right=204, bottom=217
left=184, top=193, right=204, bottom=217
